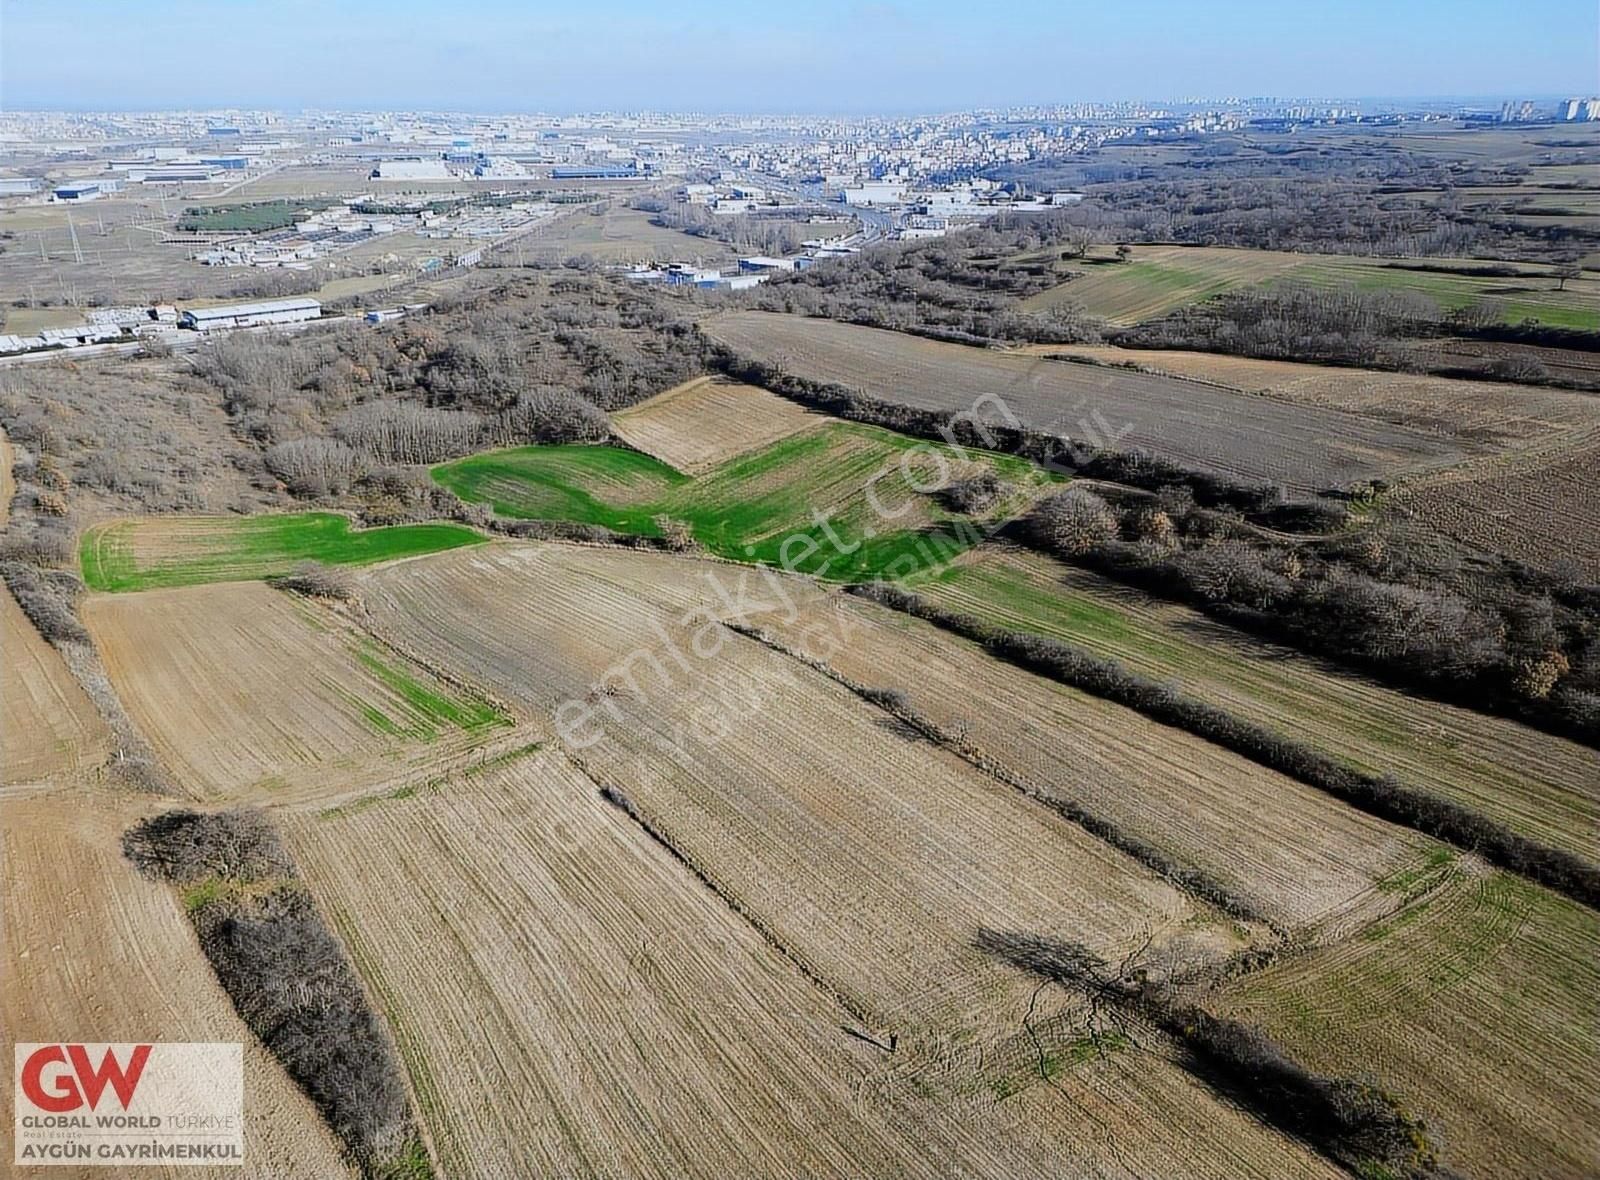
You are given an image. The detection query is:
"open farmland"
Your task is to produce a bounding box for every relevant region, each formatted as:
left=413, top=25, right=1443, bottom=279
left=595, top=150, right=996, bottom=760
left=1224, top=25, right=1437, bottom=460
left=1211, top=858, right=1600, bottom=1179
left=1, top=588, right=110, bottom=786
left=0, top=795, right=353, bottom=1180
left=704, top=311, right=1466, bottom=493
left=356, top=544, right=1221, bottom=1044
left=751, top=591, right=1426, bottom=929
left=434, top=422, right=1055, bottom=579
left=82, top=581, right=506, bottom=802
left=1023, top=245, right=1600, bottom=329
left=286, top=750, right=1339, bottom=1180
left=1029, top=344, right=1600, bottom=448
left=915, top=546, right=1600, bottom=864
left=80, top=511, right=485, bottom=591
left=1395, top=432, right=1600, bottom=579
left=612, top=375, right=825, bottom=472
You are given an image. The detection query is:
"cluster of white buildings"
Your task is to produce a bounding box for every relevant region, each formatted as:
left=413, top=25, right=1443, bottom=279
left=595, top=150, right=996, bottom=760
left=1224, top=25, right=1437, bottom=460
left=0, top=297, right=323, bottom=357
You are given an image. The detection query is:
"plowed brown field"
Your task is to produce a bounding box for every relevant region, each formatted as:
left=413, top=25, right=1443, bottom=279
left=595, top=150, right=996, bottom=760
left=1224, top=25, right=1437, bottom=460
left=356, top=544, right=1222, bottom=1045
left=2, top=588, right=110, bottom=786
left=83, top=582, right=505, bottom=803
left=705, top=311, right=1464, bottom=492
left=753, top=591, right=1425, bottom=929
left=612, top=375, right=825, bottom=472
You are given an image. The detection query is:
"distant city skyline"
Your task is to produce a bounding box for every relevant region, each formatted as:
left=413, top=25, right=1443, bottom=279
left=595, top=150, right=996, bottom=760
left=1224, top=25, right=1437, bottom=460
left=1, top=0, right=1595, bottom=114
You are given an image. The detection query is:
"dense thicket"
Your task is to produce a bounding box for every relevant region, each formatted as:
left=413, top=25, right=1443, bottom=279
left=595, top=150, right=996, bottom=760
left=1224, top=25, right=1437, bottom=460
left=1018, top=488, right=1600, bottom=745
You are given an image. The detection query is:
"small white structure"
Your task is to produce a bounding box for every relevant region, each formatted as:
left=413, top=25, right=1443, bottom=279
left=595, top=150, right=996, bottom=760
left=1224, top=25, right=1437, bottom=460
left=179, top=297, right=321, bottom=331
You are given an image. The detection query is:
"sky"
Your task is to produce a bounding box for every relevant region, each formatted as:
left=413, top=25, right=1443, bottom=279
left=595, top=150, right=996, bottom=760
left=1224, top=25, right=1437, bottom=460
left=1, top=0, right=1596, bottom=113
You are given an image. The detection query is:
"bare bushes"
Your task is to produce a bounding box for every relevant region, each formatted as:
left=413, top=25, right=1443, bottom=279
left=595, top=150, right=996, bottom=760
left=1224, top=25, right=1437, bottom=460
left=0, top=561, right=87, bottom=642
left=123, top=810, right=426, bottom=1177
left=938, top=470, right=1012, bottom=514
left=264, top=438, right=366, bottom=498
left=334, top=402, right=486, bottom=465
left=1031, top=488, right=1118, bottom=555
left=269, top=561, right=357, bottom=602
left=974, top=929, right=1442, bottom=1178
left=1016, top=493, right=1600, bottom=746
left=495, top=386, right=610, bottom=445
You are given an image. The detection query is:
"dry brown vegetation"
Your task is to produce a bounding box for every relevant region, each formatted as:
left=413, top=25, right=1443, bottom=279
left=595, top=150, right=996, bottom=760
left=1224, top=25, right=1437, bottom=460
left=611, top=375, right=824, bottom=473
left=704, top=311, right=1465, bottom=493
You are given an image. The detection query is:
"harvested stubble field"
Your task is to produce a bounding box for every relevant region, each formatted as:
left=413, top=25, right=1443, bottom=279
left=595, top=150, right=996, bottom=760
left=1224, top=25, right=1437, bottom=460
left=916, top=547, right=1600, bottom=864
left=1023, top=245, right=1600, bottom=330
left=82, top=581, right=506, bottom=802
left=0, top=795, right=353, bottom=1180
left=1026, top=343, right=1600, bottom=449
left=704, top=311, right=1465, bottom=493
left=1, top=586, right=109, bottom=785
left=434, top=422, right=1054, bottom=580
left=1394, top=431, right=1600, bottom=579
left=356, top=544, right=1221, bottom=1044
left=753, top=591, right=1427, bottom=930
left=611, top=375, right=825, bottom=473
left=286, top=750, right=1337, bottom=1180
left=1212, top=856, right=1600, bottom=1179
left=79, top=511, right=485, bottom=592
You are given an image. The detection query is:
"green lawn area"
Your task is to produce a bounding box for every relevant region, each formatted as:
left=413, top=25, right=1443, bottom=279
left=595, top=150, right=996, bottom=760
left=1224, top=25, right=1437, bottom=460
left=81, top=512, right=486, bottom=592
left=432, top=422, right=1059, bottom=581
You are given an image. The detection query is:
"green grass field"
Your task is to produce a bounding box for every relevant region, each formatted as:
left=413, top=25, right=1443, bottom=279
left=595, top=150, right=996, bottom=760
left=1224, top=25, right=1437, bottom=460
left=1023, top=245, right=1600, bottom=329
left=81, top=512, right=486, bottom=592
left=432, top=422, right=1058, bottom=581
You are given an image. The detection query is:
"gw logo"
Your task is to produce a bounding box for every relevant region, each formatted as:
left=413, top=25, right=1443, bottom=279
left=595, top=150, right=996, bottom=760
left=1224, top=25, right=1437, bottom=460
left=17, top=1044, right=152, bottom=1113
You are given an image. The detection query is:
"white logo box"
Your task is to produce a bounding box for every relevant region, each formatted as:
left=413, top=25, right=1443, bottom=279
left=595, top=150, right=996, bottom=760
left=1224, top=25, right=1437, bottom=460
left=15, top=1043, right=243, bottom=1167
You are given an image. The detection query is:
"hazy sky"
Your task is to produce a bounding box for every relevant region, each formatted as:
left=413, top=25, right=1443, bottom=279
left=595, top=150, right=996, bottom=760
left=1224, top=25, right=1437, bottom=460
left=2, top=0, right=1595, bottom=112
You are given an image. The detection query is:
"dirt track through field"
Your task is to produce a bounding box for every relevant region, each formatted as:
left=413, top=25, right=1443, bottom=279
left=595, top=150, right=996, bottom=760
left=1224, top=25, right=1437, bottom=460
left=1214, top=861, right=1600, bottom=1179
left=706, top=311, right=1465, bottom=492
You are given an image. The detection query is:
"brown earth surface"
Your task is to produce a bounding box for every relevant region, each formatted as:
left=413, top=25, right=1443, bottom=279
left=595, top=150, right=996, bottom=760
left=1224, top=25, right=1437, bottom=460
left=705, top=311, right=1466, bottom=493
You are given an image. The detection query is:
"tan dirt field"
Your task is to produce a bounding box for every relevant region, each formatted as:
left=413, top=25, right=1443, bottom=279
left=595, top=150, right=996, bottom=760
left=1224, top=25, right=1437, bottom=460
left=754, top=592, right=1425, bottom=930
left=287, top=750, right=1338, bottom=1180
left=356, top=544, right=1222, bottom=1044
left=0, top=794, right=353, bottom=1180
left=1, top=588, right=110, bottom=786
left=1394, top=430, right=1600, bottom=579
left=704, top=311, right=1465, bottom=493
left=1024, top=344, right=1600, bottom=449
left=612, top=375, right=826, bottom=473
left=82, top=582, right=504, bottom=804
left=1211, top=859, right=1600, bottom=1180
left=919, top=546, right=1600, bottom=864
